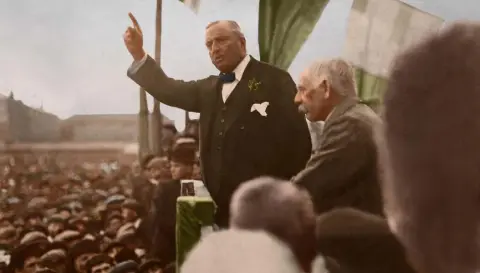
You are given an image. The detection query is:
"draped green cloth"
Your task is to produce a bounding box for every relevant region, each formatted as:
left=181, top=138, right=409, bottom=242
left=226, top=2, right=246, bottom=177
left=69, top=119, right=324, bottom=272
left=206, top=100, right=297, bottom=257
left=258, top=0, right=330, bottom=69
left=176, top=196, right=215, bottom=270
left=354, top=66, right=387, bottom=111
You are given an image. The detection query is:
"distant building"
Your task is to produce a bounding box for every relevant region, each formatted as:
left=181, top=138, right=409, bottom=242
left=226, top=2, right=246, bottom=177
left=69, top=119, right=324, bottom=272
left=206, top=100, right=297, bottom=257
left=61, top=114, right=173, bottom=142
left=0, top=93, right=176, bottom=163
left=0, top=93, right=61, bottom=143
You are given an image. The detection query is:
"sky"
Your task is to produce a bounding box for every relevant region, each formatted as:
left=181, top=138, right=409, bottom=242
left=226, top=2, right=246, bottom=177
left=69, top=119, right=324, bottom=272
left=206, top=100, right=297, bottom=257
left=1, top=0, right=479, bottom=130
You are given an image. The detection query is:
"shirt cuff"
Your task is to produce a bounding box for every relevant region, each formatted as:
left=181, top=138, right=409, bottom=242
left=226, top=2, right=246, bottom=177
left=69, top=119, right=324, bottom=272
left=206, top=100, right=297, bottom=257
left=128, top=54, right=148, bottom=75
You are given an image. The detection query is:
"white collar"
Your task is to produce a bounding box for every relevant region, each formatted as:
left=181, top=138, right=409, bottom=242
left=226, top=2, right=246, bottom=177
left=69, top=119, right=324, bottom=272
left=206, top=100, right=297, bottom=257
left=232, top=55, right=251, bottom=81
left=325, top=108, right=335, bottom=123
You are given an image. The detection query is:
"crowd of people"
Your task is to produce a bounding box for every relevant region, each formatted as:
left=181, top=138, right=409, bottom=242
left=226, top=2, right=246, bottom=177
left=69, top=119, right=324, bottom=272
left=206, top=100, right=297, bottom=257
left=0, top=131, right=201, bottom=273
left=0, top=14, right=477, bottom=273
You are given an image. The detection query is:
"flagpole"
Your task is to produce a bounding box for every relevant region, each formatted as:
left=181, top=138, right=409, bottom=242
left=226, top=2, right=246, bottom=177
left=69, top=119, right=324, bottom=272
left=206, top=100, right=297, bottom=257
left=151, top=0, right=164, bottom=156
left=138, top=87, right=150, bottom=159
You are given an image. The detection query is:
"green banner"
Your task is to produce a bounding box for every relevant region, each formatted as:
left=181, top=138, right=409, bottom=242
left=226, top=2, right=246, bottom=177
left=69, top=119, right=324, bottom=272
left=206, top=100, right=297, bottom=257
left=354, top=66, right=387, bottom=110
left=258, top=0, right=329, bottom=69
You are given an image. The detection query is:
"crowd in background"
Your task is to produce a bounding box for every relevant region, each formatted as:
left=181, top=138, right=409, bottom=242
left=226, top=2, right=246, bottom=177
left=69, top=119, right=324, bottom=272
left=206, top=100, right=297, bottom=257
left=0, top=124, right=201, bottom=273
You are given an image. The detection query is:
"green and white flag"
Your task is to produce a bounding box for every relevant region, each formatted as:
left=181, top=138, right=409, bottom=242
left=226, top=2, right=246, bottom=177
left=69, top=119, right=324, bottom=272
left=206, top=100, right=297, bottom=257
left=343, top=0, right=444, bottom=108
left=179, top=0, right=200, bottom=13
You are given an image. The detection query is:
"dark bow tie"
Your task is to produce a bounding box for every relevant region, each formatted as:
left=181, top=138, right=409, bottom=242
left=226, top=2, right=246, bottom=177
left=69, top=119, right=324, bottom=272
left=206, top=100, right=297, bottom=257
left=219, top=72, right=236, bottom=83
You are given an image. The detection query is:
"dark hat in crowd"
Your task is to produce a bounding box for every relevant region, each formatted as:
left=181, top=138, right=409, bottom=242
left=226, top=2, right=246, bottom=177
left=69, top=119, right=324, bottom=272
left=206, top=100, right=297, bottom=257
left=23, top=209, right=44, bottom=221
left=111, top=260, right=139, bottom=273
left=105, top=195, right=126, bottom=207
left=315, top=208, right=415, bottom=273
left=102, top=241, right=125, bottom=254
left=68, top=216, right=86, bottom=227
left=20, top=225, right=48, bottom=238
left=9, top=240, right=49, bottom=271
left=121, top=199, right=144, bottom=216
left=85, top=254, right=114, bottom=273
left=20, top=231, right=49, bottom=245
left=0, top=210, right=15, bottom=222
left=45, top=241, right=68, bottom=253
left=116, top=231, right=138, bottom=245
left=53, top=230, right=82, bottom=245
left=0, top=226, right=16, bottom=241
left=27, top=197, right=48, bottom=210
left=114, top=247, right=139, bottom=264
left=58, top=205, right=72, bottom=214
left=140, top=154, right=156, bottom=170
left=39, top=248, right=67, bottom=269
left=48, top=214, right=66, bottom=225
left=139, top=259, right=166, bottom=273
left=106, top=212, right=123, bottom=225
left=170, top=143, right=196, bottom=165
left=68, top=239, right=100, bottom=261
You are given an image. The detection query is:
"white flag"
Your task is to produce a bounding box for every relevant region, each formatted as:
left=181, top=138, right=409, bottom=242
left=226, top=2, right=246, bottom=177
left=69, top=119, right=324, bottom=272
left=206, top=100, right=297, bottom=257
left=180, top=0, right=200, bottom=13
left=344, top=0, right=444, bottom=78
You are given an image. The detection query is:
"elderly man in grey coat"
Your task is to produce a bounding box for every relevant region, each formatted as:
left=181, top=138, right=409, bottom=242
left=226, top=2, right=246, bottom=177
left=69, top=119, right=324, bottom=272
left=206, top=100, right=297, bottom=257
left=292, top=58, right=383, bottom=216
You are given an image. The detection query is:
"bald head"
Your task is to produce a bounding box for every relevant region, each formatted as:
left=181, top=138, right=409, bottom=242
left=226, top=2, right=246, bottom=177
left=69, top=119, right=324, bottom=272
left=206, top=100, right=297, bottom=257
left=382, top=22, right=480, bottom=273
left=230, top=177, right=316, bottom=270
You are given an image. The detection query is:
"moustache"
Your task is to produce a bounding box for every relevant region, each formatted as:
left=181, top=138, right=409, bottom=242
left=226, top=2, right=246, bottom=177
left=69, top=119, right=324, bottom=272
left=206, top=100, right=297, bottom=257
left=298, top=104, right=308, bottom=114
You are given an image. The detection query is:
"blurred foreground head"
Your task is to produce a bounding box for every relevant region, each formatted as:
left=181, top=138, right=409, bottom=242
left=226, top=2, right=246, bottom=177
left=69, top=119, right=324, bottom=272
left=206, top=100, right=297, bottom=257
left=181, top=230, right=301, bottom=273
left=315, top=208, right=415, bottom=273
left=381, top=21, right=480, bottom=273
left=229, top=177, right=316, bottom=271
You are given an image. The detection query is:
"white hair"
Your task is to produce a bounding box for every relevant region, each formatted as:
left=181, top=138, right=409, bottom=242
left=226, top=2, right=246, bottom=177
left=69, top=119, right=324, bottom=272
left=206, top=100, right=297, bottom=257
left=206, top=20, right=245, bottom=39
left=181, top=230, right=301, bottom=273
left=230, top=177, right=309, bottom=234
left=306, top=58, right=357, bottom=97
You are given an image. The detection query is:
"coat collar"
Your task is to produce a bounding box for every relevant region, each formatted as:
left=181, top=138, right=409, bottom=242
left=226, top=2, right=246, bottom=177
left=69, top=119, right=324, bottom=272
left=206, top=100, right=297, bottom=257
left=324, top=97, right=359, bottom=127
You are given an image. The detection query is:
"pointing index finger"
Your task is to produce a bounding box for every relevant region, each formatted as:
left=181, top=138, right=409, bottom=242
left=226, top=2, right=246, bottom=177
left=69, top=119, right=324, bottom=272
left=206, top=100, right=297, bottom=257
left=128, top=12, right=143, bottom=35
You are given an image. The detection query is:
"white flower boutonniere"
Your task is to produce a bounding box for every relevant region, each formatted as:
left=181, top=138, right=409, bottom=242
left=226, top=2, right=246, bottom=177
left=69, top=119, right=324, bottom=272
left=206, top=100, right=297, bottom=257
left=250, top=101, right=269, bottom=117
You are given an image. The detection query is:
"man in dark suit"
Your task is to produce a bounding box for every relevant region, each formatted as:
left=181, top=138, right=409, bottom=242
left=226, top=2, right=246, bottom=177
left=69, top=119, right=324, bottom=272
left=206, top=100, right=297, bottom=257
left=292, top=58, right=383, bottom=216
left=149, top=142, right=195, bottom=263
left=123, top=14, right=311, bottom=227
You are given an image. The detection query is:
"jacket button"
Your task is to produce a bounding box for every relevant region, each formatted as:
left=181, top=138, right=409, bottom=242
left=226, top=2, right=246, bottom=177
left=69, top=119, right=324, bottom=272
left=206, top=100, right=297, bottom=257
left=240, top=126, right=245, bottom=130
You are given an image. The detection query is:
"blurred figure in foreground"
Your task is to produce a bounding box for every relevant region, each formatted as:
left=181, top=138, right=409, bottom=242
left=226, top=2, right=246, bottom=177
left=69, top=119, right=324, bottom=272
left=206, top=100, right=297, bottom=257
left=380, top=22, right=480, bottom=273
left=315, top=208, right=415, bottom=273
left=181, top=230, right=302, bottom=273
left=230, top=177, right=316, bottom=272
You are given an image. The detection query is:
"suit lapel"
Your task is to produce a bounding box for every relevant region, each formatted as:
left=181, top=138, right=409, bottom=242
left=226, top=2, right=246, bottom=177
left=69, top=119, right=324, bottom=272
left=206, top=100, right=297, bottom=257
left=200, top=78, right=222, bottom=147
left=223, top=58, right=257, bottom=133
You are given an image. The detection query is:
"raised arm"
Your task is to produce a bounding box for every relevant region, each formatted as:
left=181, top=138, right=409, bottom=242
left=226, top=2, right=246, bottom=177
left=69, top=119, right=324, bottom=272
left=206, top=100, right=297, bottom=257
left=127, top=55, right=208, bottom=112
left=124, top=13, right=207, bottom=112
